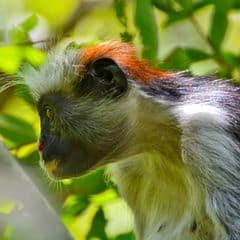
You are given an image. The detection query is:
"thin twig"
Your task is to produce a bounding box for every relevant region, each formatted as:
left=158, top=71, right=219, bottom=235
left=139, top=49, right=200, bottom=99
left=190, top=15, right=232, bottom=77
left=190, top=15, right=215, bottom=53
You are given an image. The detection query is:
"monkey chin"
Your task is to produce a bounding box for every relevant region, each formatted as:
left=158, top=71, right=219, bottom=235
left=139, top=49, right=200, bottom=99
left=39, top=154, right=99, bottom=181
left=38, top=140, right=111, bottom=180
left=40, top=159, right=62, bottom=180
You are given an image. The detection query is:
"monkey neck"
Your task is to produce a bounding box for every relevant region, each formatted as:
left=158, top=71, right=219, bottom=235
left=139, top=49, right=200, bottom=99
left=134, top=95, right=182, bottom=164
left=107, top=151, right=205, bottom=239
left=107, top=96, right=210, bottom=239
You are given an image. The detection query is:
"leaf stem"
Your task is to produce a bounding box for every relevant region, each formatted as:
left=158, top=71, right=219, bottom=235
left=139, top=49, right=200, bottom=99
left=190, top=15, right=232, bottom=77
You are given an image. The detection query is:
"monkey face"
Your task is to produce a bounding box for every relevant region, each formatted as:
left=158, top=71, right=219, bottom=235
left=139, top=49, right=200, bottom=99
left=35, top=55, right=131, bottom=180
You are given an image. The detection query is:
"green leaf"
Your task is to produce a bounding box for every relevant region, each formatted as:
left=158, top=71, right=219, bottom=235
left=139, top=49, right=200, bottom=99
left=151, top=0, right=176, bottom=13
left=192, top=0, right=213, bottom=10
left=16, top=48, right=44, bottom=106
left=9, top=15, right=38, bottom=44
left=0, top=201, right=16, bottom=214
left=115, top=232, right=135, bottom=240
left=0, top=114, right=36, bottom=147
left=134, top=0, right=158, bottom=61
left=165, top=10, right=189, bottom=26
left=0, top=46, right=22, bottom=74
left=66, top=169, right=109, bottom=196
left=233, top=0, right=240, bottom=8
left=165, top=0, right=213, bottom=26
left=15, top=84, right=36, bottom=107
left=160, top=47, right=210, bottom=70
left=114, top=0, right=127, bottom=27
left=175, top=0, right=192, bottom=11
left=65, top=41, right=82, bottom=51
left=120, top=31, right=134, bottom=43
left=9, top=28, right=29, bottom=45
left=209, top=0, right=234, bottom=50
left=90, top=189, right=118, bottom=205
left=222, top=52, right=240, bottom=67
left=184, top=48, right=211, bottom=61
left=63, top=195, right=89, bottom=218
left=23, top=47, right=46, bottom=68
left=19, top=149, right=39, bottom=165
left=114, top=1, right=133, bottom=43
left=0, top=46, right=45, bottom=74
left=87, top=207, right=108, bottom=240
left=20, top=15, right=38, bottom=32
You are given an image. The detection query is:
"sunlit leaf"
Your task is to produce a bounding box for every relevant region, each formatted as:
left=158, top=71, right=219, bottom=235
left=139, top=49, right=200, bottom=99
left=134, top=0, right=158, bottom=61
left=9, top=15, right=38, bottom=44
left=23, top=0, right=77, bottom=27
left=63, top=195, right=89, bottom=217
left=9, top=28, right=29, bottom=45
left=20, top=15, right=38, bottom=32
left=0, top=46, right=45, bottom=74
left=23, top=47, right=45, bottom=67
left=90, top=189, right=118, bottom=206
left=0, top=46, right=22, bottom=74
left=3, top=225, right=14, bottom=239
left=0, top=201, right=16, bottom=214
left=18, top=149, right=39, bottom=165
left=0, top=113, right=36, bottom=147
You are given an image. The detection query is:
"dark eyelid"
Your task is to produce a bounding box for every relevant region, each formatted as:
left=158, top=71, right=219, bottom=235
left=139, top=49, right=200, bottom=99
left=40, top=104, right=54, bottom=121
left=43, top=104, right=51, bottom=110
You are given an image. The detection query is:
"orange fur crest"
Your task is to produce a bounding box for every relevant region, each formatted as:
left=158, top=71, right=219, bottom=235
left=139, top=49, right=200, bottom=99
left=81, top=42, right=171, bottom=84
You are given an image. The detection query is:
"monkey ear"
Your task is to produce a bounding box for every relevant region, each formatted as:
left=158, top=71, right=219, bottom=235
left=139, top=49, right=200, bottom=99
left=87, top=58, right=128, bottom=98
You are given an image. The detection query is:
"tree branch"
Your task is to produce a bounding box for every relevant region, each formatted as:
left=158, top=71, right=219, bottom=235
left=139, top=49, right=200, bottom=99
left=0, top=142, right=73, bottom=240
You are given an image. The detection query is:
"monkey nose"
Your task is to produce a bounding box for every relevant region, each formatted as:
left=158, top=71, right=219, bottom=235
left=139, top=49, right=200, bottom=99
left=38, top=140, right=45, bottom=152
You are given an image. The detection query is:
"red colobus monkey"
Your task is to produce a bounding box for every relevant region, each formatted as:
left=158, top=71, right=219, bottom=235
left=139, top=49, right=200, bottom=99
left=20, top=42, right=240, bottom=240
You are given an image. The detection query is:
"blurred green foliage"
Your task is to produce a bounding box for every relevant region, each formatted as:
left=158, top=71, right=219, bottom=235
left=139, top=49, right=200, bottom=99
left=0, top=0, right=240, bottom=239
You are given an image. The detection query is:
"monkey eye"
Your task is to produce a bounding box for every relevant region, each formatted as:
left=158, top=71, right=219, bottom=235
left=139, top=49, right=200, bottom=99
left=45, top=106, right=54, bottom=121
left=94, top=67, right=114, bottom=85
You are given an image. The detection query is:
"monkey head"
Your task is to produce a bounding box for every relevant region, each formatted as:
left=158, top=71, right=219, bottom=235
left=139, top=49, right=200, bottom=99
left=22, top=43, right=131, bottom=179
left=22, top=42, right=168, bottom=180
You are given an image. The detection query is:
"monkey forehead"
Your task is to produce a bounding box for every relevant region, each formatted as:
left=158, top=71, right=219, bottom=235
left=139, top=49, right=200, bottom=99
left=22, top=49, right=84, bottom=100
left=22, top=41, right=172, bottom=100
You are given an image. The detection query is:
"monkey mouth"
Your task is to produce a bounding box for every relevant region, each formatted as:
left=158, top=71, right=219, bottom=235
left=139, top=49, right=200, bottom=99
left=39, top=149, right=99, bottom=180
left=37, top=135, right=105, bottom=180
